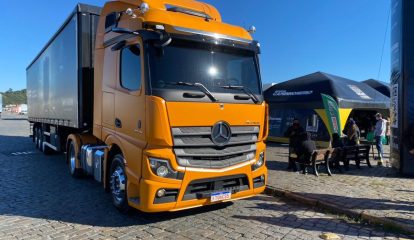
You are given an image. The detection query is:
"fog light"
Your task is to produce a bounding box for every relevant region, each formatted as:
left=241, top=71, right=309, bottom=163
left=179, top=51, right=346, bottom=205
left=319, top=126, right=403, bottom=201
left=156, top=189, right=166, bottom=198
left=156, top=166, right=169, bottom=177
left=260, top=175, right=265, bottom=182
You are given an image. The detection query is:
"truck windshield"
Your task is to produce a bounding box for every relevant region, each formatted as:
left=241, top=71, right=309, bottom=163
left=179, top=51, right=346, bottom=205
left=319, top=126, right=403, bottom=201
left=148, top=39, right=261, bottom=96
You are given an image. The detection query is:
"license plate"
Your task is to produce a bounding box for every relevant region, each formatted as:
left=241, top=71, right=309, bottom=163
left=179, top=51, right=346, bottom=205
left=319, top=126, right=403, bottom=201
left=210, top=191, right=231, bottom=202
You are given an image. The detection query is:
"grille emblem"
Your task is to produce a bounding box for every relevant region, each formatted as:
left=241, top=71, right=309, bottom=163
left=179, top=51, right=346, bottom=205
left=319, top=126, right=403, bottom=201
left=211, top=122, right=232, bottom=146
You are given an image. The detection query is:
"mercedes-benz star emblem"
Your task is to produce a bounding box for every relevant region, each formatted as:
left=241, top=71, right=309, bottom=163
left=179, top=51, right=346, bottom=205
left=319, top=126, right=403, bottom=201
left=211, top=122, right=232, bottom=146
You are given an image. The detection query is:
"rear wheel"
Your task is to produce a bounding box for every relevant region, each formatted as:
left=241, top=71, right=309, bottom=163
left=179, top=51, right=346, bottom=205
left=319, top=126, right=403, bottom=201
left=34, top=128, right=39, bottom=149
left=68, top=141, right=82, bottom=178
left=36, top=128, right=43, bottom=151
left=110, top=154, right=130, bottom=213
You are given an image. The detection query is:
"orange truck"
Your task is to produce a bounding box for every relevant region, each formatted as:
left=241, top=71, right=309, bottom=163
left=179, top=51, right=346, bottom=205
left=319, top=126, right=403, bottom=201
left=27, top=0, right=268, bottom=213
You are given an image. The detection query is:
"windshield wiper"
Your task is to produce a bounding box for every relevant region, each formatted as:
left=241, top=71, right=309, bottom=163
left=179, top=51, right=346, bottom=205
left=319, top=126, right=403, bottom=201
left=173, top=82, right=219, bottom=102
left=221, top=85, right=259, bottom=103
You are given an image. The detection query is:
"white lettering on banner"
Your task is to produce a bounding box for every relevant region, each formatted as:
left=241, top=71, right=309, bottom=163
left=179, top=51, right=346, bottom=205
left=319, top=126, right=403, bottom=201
left=348, top=85, right=372, bottom=100
left=391, top=84, right=399, bottom=128
left=273, top=90, right=313, bottom=96
left=269, top=117, right=282, bottom=121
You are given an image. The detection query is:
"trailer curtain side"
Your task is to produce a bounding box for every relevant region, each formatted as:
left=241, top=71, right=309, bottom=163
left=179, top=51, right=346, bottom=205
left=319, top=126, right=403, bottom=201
left=26, top=4, right=101, bottom=129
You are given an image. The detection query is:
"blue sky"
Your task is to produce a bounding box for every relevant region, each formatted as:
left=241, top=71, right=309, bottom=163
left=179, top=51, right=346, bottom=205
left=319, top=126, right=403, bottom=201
left=0, top=0, right=390, bottom=92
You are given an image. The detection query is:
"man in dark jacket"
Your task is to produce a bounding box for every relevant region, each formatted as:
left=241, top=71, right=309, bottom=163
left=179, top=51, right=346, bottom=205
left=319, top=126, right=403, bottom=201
left=403, top=123, right=414, bottom=155
left=296, top=132, right=317, bottom=174
left=284, top=119, right=305, bottom=170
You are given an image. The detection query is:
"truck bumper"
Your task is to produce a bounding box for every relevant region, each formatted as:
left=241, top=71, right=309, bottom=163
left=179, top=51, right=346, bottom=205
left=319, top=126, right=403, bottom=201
left=134, top=163, right=267, bottom=213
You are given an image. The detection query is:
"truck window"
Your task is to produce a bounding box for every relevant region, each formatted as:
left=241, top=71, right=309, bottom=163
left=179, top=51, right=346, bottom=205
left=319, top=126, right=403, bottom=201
left=105, top=12, right=119, bottom=33
left=148, top=39, right=261, bottom=94
left=120, top=45, right=141, bottom=91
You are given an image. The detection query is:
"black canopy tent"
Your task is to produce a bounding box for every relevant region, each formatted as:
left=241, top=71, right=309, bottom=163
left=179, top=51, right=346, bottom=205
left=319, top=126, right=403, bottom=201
left=363, top=79, right=391, bottom=98
left=264, top=72, right=390, bottom=144
left=265, top=72, right=390, bottom=109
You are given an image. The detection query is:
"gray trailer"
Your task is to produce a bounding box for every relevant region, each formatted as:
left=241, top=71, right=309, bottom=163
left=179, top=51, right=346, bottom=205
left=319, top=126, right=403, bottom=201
left=26, top=4, right=101, bottom=151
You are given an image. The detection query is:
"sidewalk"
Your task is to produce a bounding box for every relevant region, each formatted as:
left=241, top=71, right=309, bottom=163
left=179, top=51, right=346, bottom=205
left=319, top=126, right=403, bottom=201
left=265, top=143, right=414, bottom=235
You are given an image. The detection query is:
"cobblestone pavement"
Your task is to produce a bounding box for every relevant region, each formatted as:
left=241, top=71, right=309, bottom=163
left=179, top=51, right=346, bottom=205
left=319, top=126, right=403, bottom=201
left=266, top=142, right=414, bottom=235
left=0, top=115, right=407, bottom=239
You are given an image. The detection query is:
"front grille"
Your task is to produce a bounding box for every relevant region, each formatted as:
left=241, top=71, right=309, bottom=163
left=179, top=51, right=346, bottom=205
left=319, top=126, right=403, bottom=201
left=172, top=126, right=259, bottom=169
left=183, top=174, right=250, bottom=200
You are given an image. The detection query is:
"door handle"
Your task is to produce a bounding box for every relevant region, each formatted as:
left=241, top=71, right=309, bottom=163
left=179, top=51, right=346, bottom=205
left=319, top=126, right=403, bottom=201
left=115, top=118, right=122, bottom=128
left=134, top=120, right=143, bottom=133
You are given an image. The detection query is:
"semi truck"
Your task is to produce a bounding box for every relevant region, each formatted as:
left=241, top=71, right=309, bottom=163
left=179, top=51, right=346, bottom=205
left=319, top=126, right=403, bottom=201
left=27, top=0, right=268, bottom=213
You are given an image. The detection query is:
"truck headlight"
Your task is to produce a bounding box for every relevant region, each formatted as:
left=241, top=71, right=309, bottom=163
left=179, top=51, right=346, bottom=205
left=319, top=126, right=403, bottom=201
left=149, top=158, right=179, bottom=179
left=252, top=152, right=265, bottom=171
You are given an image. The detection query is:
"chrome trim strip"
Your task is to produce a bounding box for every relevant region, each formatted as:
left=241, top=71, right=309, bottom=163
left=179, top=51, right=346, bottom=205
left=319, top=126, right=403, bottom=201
left=173, top=26, right=253, bottom=44
left=176, top=159, right=256, bottom=173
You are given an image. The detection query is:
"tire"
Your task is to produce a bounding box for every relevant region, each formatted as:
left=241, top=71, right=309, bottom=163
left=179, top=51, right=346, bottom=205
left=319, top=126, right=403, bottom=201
left=34, top=128, right=39, bottom=149
left=36, top=128, right=43, bottom=151
left=67, top=141, right=83, bottom=178
left=110, top=154, right=130, bottom=213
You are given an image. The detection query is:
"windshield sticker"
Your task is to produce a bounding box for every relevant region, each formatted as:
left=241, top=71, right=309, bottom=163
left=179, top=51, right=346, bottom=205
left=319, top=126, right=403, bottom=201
left=273, top=90, right=313, bottom=96
left=348, top=85, right=371, bottom=99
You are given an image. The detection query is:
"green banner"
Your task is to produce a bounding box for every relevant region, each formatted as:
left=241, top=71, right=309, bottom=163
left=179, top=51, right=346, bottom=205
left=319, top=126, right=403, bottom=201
left=321, top=94, right=341, bottom=135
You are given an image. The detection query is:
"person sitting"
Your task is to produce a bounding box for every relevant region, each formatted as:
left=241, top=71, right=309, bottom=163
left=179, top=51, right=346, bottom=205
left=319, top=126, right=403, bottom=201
left=284, top=118, right=305, bottom=171
left=331, top=133, right=344, bottom=171
left=331, top=133, right=344, bottom=148
left=296, top=132, right=317, bottom=174
left=344, top=119, right=360, bottom=146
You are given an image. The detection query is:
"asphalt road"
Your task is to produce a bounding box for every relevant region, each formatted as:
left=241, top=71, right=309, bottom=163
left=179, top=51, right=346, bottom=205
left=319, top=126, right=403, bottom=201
left=0, top=114, right=405, bottom=239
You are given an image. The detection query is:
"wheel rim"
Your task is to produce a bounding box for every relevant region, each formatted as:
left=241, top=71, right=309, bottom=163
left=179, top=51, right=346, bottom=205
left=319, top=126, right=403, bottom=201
left=37, top=130, right=42, bottom=148
left=69, top=144, right=76, bottom=174
left=34, top=129, right=38, bottom=148
left=110, top=165, right=126, bottom=204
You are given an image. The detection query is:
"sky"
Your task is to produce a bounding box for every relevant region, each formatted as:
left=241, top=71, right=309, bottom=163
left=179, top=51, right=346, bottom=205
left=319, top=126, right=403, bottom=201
left=0, top=0, right=390, bottom=92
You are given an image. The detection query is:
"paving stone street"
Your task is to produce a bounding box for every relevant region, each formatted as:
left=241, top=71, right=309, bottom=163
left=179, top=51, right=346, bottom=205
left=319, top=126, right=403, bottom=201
left=266, top=142, right=414, bottom=236
left=0, top=115, right=409, bottom=239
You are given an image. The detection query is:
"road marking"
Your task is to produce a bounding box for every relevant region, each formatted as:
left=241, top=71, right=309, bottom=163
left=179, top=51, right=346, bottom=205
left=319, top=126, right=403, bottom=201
left=10, top=151, right=36, bottom=156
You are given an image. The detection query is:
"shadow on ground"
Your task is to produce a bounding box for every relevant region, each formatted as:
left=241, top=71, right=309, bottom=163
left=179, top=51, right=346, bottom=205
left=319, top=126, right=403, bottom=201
left=0, top=135, right=239, bottom=227
left=0, top=134, right=410, bottom=238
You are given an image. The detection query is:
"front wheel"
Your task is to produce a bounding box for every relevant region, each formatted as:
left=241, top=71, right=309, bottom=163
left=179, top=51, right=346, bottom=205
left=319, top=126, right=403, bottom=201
left=110, top=154, right=130, bottom=213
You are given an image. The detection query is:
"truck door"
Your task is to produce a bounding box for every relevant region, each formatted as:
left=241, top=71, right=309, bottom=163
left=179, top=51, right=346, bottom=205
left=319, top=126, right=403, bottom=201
left=114, top=41, right=146, bottom=186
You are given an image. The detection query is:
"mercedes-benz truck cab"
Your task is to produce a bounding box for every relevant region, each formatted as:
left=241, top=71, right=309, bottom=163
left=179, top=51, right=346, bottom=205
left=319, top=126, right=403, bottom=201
left=27, top=0, right=268, bottom=213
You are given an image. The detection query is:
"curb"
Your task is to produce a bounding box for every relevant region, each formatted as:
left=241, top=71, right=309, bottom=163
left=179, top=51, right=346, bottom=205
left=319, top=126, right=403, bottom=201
left=265, top=186, right=414, bottom=235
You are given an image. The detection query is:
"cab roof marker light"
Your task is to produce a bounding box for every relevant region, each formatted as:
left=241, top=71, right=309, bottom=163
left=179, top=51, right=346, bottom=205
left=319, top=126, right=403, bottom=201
left=155, top=25, right=165, bottom=30
left=125, top=8, right=137, bottom=18
left=140, top=2, right=150, bottom=14
left=247, top=26, right=257, bottom=34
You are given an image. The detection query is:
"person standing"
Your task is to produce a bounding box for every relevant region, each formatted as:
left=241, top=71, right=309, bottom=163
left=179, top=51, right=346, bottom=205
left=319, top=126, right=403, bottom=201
left=284, top=118, right=305, bottom=171
left=374, top=113, right=387, bottom=166
left=386, top=117, right=391, bottom=145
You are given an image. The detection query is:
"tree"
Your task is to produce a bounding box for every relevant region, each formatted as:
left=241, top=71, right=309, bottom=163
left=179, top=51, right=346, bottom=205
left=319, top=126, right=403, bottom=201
left=1, top=89, right=27, bottom=105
